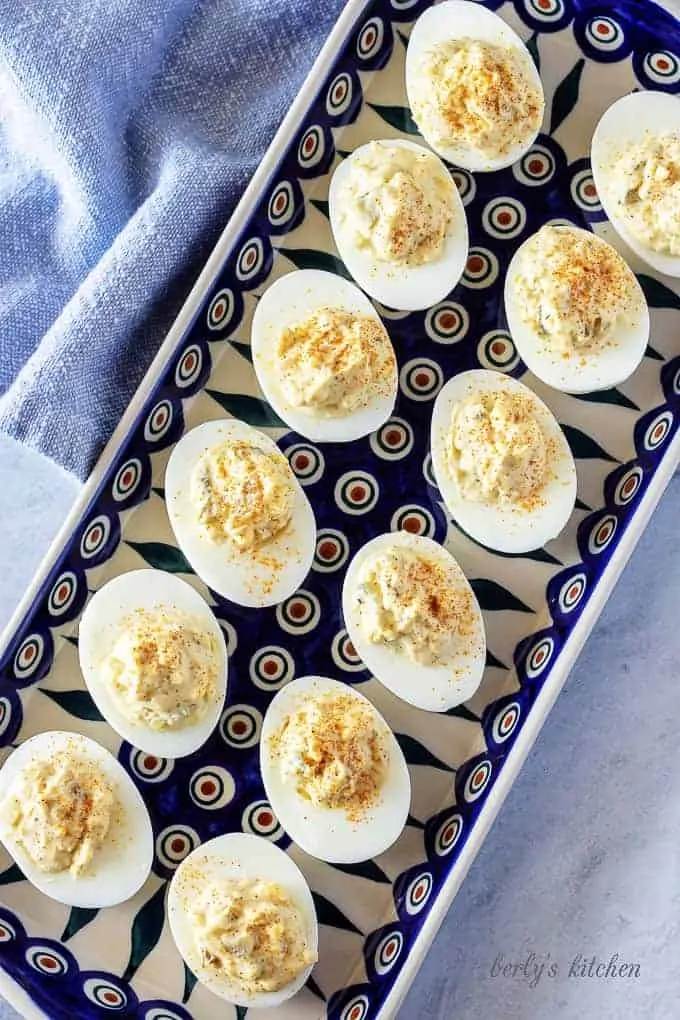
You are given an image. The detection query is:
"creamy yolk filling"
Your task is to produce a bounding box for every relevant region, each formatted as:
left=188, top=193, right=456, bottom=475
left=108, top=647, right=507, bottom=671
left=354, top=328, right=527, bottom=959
left=610, top=133, right=680, bottom=255
left=448, top=390, right=548, bottom=506
left=339, top=141, right=454, bottom=265
left=272, top=692, right=387, bottom=820
left=190, top=877, right=316, bottom=994
left=1, top=751, right=115, bottom=876
left=515, top=225, right=636, bottom=354
left=356, top=547, right=475, bottom=666
left=191, top=440, right=295, bottom=550
left=103, top=608, right=219, bottom=730
left=276, top=307, right=395, bottom=415
left=410, top=38, right=543, bottom=159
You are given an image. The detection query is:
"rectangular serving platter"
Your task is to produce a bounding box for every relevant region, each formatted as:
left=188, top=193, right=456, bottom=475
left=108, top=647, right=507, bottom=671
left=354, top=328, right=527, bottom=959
left=2, top=0, right=680, bottom=1017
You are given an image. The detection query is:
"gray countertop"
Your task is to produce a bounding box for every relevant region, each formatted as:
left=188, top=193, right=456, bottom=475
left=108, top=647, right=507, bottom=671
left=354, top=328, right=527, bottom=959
left=1, top=434, right=678, bottom=1019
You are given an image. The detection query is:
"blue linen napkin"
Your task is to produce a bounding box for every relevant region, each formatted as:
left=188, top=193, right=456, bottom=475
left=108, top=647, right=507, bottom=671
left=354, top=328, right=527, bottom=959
left=0, top=0, right=344, bottom=479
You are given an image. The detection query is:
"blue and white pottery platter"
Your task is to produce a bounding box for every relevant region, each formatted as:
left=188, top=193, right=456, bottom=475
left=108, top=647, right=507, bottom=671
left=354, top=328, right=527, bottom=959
left=1, top=0, right=680, bottom=1017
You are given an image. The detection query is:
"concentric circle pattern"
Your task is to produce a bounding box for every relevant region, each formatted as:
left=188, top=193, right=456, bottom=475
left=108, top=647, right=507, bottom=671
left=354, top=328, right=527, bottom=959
left=155, top=825, right=201, bottom=873
left=174, top=344, right=205, bottom=390
left=570, top=162, right=604, bottom=217
left=462, top=759, right=493, bottom=804
left=462, top=247, right=500, bottom=289
left=241, top=799, right=286, bottom=842
left=189, top=766, right=235, bottom=810
left=249, top=645, right=296, bottom=691
left=128, top=749, right=175, bottom=784
left=451, top=168, right=477, bottom=205
left=314, top=528, right=351, bottom=572
left=433, top=812, right=464, bottom=857
left=335, top=470, right=380, bottom=515
left=637, top=49, right=680, bottom=88
left=424, top=302, right=469, bottom=345
left=220, top=703, right=263, bottom=749
left=25, top=944, right=72, bottom=977
left=519, top=0, right=572, bottom=32
left=370, top=417, right=415, bottom=460
left=403, top=871, right=433, bottom=916
left=326, top=72, right=357, bottom=119
left=284, top=441, right=325, bottom=485
left=390, top=503, right=437, bottom=538
left=517, top=630, right=558, bottom=683
left=477, top=330, right=521, bottom=373
left=82, top=975, right=130, bottom=1010
left=481, top=197, right=527, bottom=240
left=513, top=143, right=556, bottom=186
left=364, top=925, right=405, bottom=981
left=276, top=589, right=321, bottom=635
left=267, top=181, right=300, bottom=231
left=399, top=358, right=444, bottom=401
left=206, top=288, right=235, bottom=332
left=331, top=628, right=368, bottom=674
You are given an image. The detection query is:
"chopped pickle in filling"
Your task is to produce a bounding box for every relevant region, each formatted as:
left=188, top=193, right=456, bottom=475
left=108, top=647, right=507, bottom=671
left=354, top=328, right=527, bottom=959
left=339, top=141, right=454, bottom=265
left=1, top=752, right=115, bottom=876
left=410, top=38, right=543, bottom=159
left=448, top=390, right=547, bottom=506
left=191, top=440, right=295, bottom=549
left=102, top=608, right=220, bottom=730
left=514, top=226, right=637, bottom=354
left=272, top=692, right=387, bottom=819
left=610, top=133, right=680, bottom=255
left=356, top=546, right=476, bottom=666
left=276, top=308, right=395, bottom=415
left=190, top=877, right=316, bottom=994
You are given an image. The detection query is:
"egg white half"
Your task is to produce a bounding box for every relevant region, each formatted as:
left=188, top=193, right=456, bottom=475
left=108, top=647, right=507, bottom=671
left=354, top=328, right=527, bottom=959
left=328, top=139, right=469, bottom=310
left=251, top=269, right=397, bottom=442
left=430, top=369, right=577, bottom=553
left=342, top=531, right=486, bottom=712
left=0, top=731, right=153, bottom=908
left=505, top=226, right=649, bottom=393
left=165, top=419, right=316, bottom=608
left=260, top=675, right=410, bottom=864
left=405, top=0, right=544, bottom=172
left=168, top=832, right=318, bottom=1008
left=79, top=569, right=228, bottom=758
left=591, top=90, right=680, bottom=277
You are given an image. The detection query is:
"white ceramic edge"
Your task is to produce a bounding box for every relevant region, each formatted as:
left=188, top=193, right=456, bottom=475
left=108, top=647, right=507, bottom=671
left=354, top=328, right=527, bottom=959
left=0, top=0, right=677, bottom=1014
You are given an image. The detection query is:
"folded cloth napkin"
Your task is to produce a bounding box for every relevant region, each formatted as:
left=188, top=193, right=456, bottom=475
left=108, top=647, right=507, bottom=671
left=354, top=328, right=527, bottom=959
left=0, top=0, right=344, bottom=479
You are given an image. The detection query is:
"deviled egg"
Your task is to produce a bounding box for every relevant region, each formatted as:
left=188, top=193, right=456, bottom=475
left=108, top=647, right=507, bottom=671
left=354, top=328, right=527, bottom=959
left=406, top=0, right=544, bottom=172
left=592, top=91, right=680, bottom=276
left=342, top=531, right=485, bottom=712
left=79, top=569, right=227, bottom=758
left=165, top=419, right=316, bottom=608
left=260, top=676, right=410, bottom=863
left=251, top=269, right=398, bottom=441
left=505, top=224, right=649, bottom=393
left=168, top=832, right=317, bottom=1008
left=0, top=731, right=153, bottom=907
left=430, top=370, right=576, bottom=553
left=328, top=138, right=468, bottom=310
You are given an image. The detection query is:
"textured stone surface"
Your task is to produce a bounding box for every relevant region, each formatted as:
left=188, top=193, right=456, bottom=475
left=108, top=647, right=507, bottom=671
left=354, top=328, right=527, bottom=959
left=0, top=435, right=678, bottom=1018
